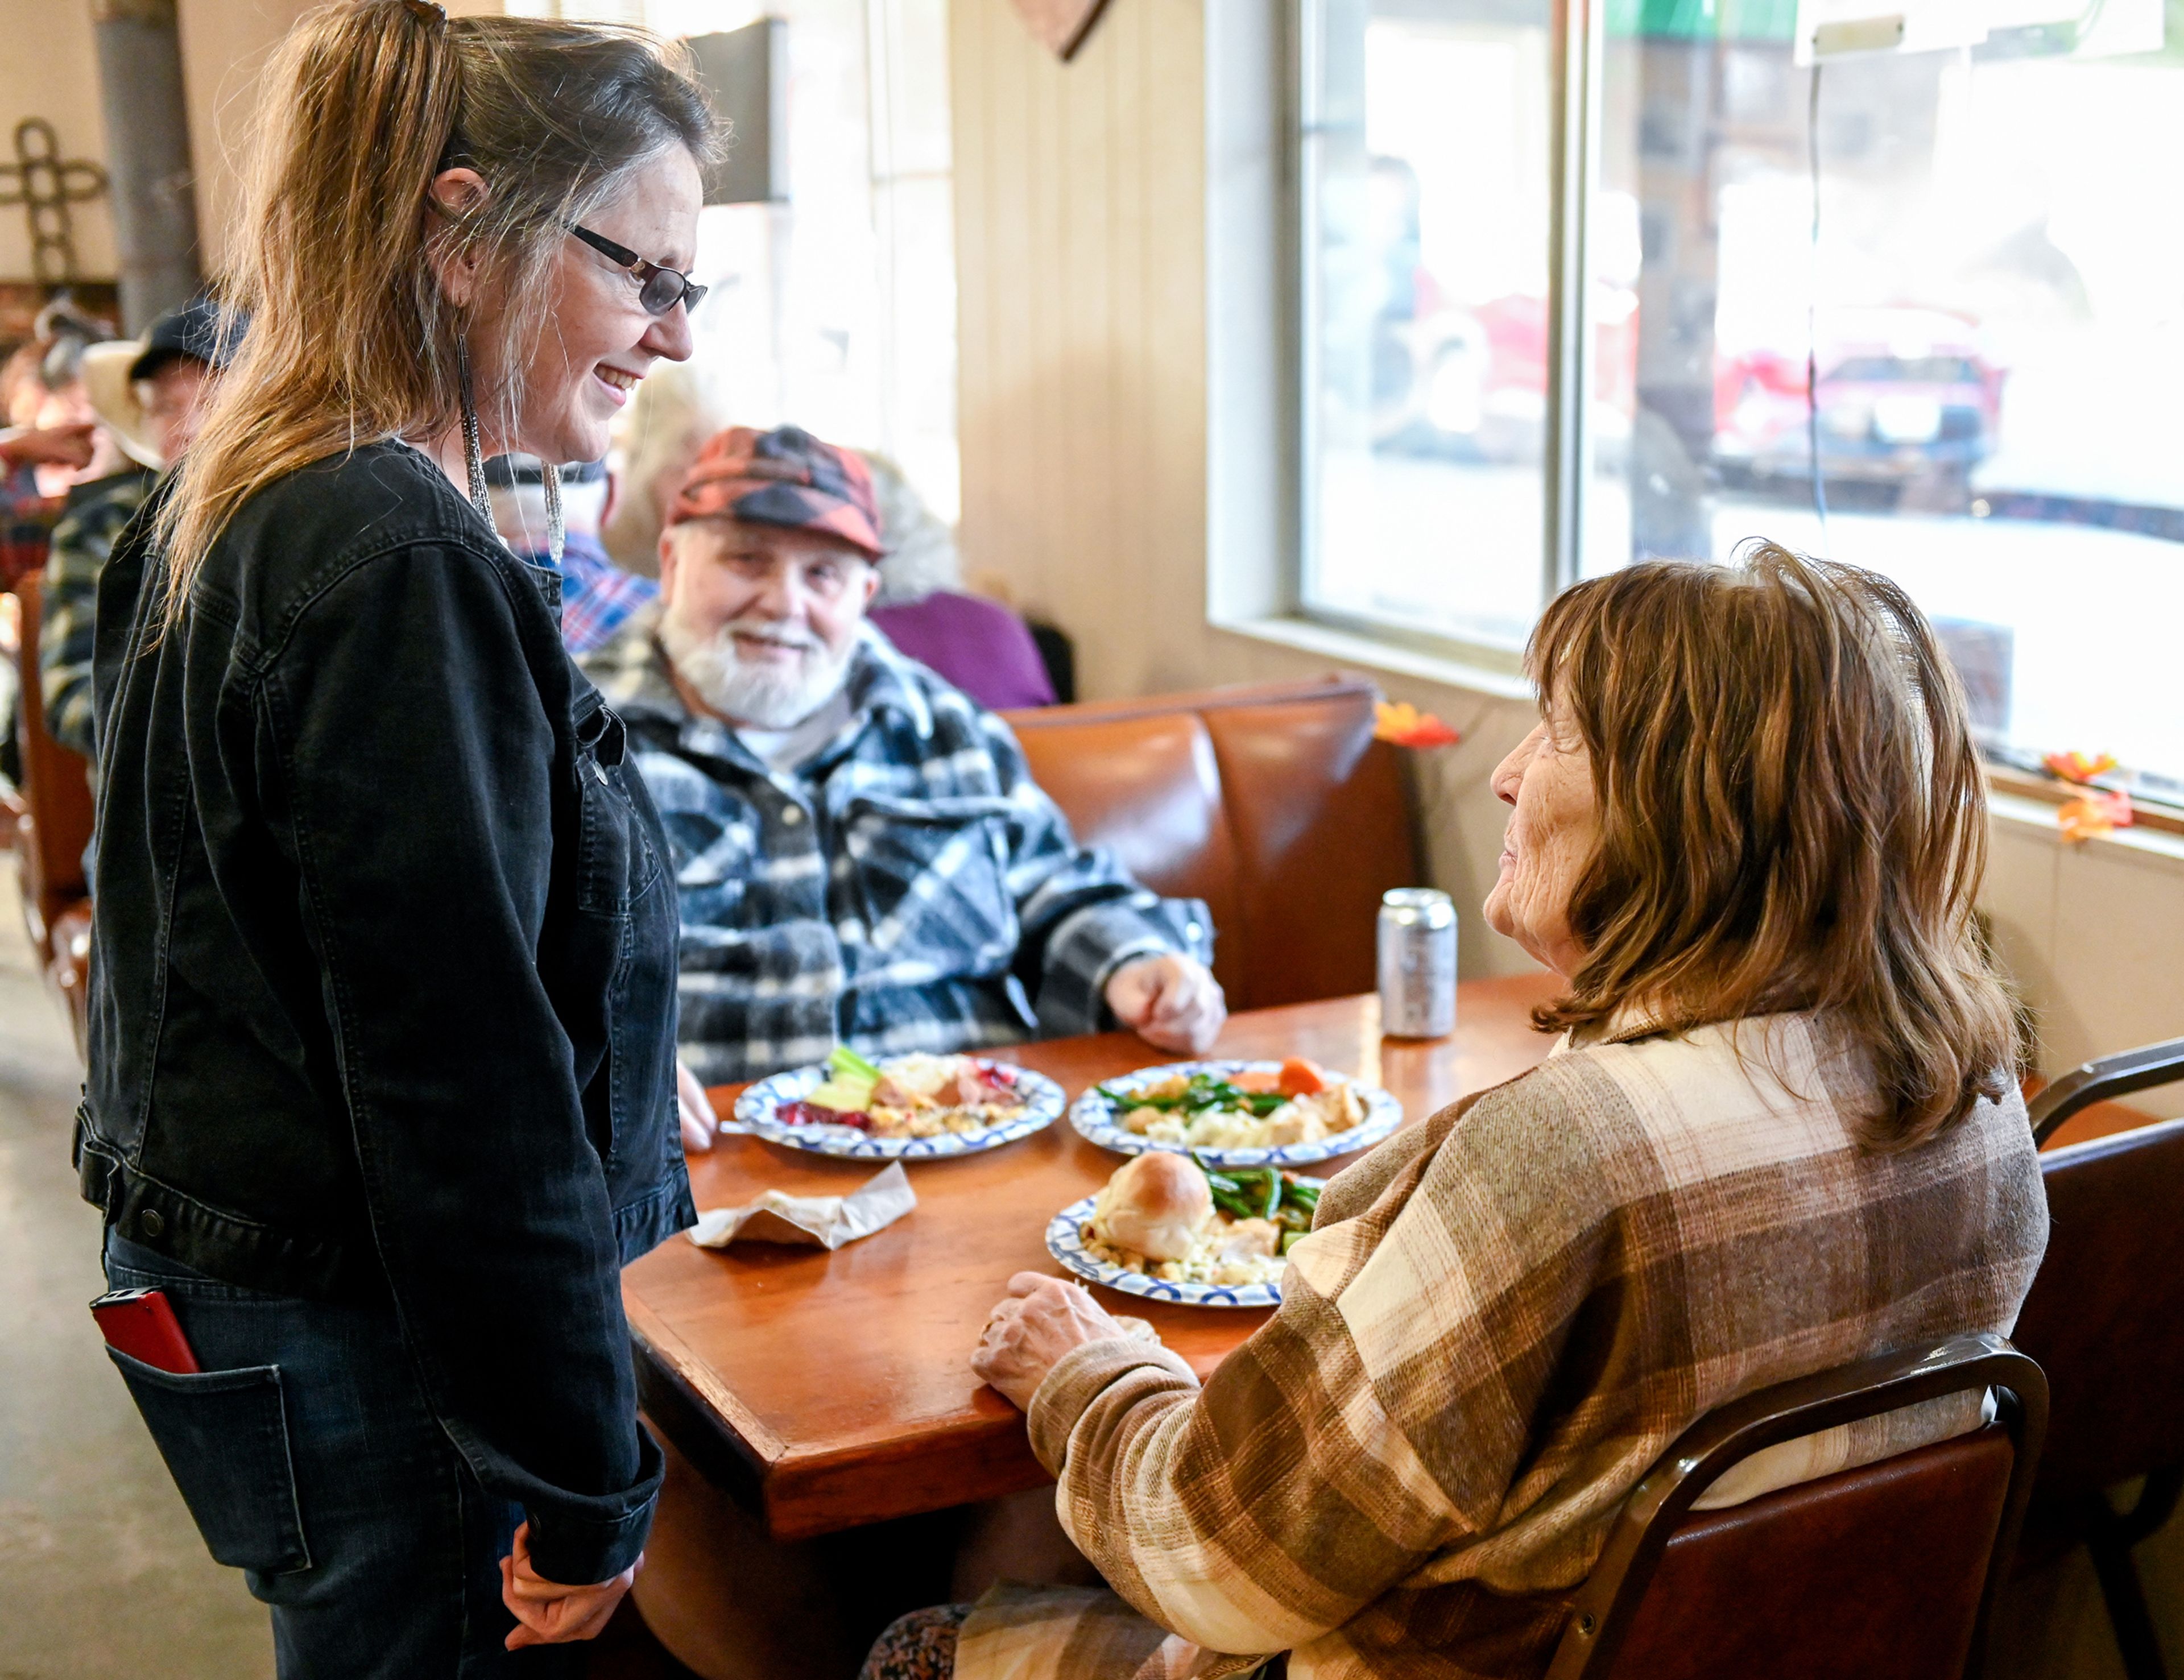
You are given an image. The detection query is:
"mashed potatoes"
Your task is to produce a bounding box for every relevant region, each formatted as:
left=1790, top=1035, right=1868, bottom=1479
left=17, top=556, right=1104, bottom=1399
left=1122, top=1082, right=1365, bottom=1150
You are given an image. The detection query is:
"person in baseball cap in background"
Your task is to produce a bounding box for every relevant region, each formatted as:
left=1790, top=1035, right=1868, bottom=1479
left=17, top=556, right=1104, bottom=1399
left=582, top=423, right=1226, bottom=1147
left=42, top=294, right=242, bottom=760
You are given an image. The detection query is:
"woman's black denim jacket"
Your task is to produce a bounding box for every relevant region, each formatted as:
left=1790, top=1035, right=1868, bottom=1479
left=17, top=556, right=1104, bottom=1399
left=77, top=442, right=694, bottom=1584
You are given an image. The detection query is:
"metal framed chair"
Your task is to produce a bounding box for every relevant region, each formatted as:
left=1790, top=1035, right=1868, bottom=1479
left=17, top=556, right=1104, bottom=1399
left=2013, top=1042, right=2184, bottom=1680
left=1546, top=1333, right=2048, bottom=1680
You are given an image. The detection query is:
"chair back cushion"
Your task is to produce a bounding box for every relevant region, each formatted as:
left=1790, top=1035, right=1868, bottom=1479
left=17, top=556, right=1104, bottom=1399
left=1006, top=678, right=1417, bottom=1011
left=1604, top=1425, right=2015, bottom=1680
left=7, top=575, right=96, bottom=961
left=2013, top=1117, right=2184, bottom=1498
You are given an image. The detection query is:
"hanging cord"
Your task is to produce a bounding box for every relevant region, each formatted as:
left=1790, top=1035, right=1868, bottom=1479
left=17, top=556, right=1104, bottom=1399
left=457, top=337, right=495, bottom=528
left=540, top=453, right=566, bottom=566
left=1806, top=63, right=1830, bottom=539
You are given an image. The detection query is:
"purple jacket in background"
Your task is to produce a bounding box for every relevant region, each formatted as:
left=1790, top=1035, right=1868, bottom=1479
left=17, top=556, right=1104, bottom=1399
left=868, top=589, right=1057, bottom=711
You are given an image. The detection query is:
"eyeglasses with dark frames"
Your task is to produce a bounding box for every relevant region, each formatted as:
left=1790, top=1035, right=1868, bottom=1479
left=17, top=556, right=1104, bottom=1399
left=568, top=224, right=708, bottom=317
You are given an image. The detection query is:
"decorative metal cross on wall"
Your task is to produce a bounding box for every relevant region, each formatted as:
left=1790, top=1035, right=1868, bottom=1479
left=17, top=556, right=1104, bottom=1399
left=0, top=119, right=109, bottom=285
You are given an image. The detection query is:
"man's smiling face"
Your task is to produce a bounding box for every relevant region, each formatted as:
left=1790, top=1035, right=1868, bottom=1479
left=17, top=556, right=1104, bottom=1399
left=655, top=518, right=880, bottom=729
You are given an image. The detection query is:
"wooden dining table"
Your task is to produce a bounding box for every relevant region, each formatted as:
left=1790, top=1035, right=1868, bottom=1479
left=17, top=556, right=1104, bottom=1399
left=624, top=973, right=1564, bottom=1542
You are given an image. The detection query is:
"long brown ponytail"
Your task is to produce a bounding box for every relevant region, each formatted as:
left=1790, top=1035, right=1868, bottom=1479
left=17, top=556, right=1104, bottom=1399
left=158, top=1, right=717, bottom=619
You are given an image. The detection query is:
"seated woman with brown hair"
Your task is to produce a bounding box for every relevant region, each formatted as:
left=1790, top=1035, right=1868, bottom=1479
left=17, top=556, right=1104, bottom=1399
left=867, top=544, right=2051, bottom=1680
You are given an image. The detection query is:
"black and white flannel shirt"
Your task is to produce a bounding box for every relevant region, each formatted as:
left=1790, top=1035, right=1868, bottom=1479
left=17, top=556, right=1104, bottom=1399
left=582, top=609, right=1215, bottom=1085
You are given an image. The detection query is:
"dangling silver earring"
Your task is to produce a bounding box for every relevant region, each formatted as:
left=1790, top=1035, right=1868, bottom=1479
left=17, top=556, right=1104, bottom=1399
left=456, top=337, right=494, bottom=527
left=540, top=454, right=566, bottom=567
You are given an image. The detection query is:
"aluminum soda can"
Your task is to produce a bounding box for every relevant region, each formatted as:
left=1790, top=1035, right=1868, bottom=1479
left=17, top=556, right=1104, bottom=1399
left=1378, top=888, right=1457, bottom=1039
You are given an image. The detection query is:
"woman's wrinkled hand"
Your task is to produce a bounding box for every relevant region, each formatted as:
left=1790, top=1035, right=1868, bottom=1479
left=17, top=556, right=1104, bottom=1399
left=499, top=1521, right=638, bottom=1649
left=676, top=1060, right=718, bottom=1153
left=1104, top=954, right=1226, bottom=1056
left=973, top=1272, right=1127, bottom=1412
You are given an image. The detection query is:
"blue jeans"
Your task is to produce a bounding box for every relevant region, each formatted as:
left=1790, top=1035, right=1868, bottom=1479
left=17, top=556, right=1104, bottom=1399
left=101, top=1231, right=582, bottom=1679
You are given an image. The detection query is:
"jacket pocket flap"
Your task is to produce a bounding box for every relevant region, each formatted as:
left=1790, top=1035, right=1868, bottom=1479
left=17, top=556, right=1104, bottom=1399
left=841, top=792, right=1018, bottom=826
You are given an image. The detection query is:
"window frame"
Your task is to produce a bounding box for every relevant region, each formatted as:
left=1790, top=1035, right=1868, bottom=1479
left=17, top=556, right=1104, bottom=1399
left=1288, top=0, right=1606, bottom=671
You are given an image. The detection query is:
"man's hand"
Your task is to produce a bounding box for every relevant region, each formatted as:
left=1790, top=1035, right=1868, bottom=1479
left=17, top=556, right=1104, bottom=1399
left=1104, top=953, right=1226, bottom=1055
left=0, top=421, right=96, bottom=471
left=676, top=1060, right=718, bottom=1153
left=973, top=1272, right=1128, bottom=1412
left=500, top=1521, right=638, bottom=1649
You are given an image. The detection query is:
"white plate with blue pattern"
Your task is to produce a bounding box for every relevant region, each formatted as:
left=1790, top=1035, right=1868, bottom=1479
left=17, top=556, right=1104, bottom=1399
left=730, top=1057, right=1065, bottom=1160
left=1068, top=1061, right=1403, bottom=1169
left=1043, top=1184, right=1322, bottom=1309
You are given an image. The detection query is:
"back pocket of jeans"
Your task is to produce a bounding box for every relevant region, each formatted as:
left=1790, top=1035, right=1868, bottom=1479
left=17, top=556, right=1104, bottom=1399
left=109, top=1347, right=311, bottom=1575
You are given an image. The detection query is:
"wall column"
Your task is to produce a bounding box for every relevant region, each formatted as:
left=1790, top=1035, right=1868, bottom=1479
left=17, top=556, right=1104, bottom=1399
left=92, top=0, right=200, bottom=330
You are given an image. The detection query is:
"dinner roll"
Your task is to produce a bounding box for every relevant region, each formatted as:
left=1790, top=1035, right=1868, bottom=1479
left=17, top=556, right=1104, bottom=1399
left=1101, top=1152, right=1214, bottom=1261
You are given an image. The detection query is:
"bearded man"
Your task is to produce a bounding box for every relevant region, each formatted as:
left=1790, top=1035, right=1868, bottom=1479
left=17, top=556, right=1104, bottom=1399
left=583, top=425, right=1224, bottom=1129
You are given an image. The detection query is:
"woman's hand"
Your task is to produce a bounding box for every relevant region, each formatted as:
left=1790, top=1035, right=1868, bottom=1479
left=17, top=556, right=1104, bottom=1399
left=500, top=1521, right=638, bottom=1649
left=676, top=1060, right=718, bottom=1153
left=973, top=1272, right=1128, bottom=1412
left=1105, top=954, right=1226, bottom=1056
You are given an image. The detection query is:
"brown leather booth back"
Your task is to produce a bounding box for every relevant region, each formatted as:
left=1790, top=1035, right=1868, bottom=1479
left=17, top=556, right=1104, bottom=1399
left=2012, top=1118, right=2184, bottom=1499
left=1604, top=1426, right=2015, bottom=1680
left=1005, top=678, right=1417, bottom=1012
left=7, top=576, right=96, bottom=963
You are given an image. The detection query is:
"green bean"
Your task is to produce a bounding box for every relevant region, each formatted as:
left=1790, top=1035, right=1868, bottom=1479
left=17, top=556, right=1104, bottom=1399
left=1207, top=1177, right=1258, bottom=1219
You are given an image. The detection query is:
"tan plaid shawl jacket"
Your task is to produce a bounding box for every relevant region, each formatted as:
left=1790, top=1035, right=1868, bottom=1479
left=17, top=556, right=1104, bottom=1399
left=961, top=1013, right=2048, bottom=1680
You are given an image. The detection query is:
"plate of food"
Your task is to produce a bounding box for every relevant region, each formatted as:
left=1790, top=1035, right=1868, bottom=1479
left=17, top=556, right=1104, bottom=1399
left=733, top=1046, right=1064, bottom=1159
left=1045, top=1152, right=1323, bottom=1307
left=1068, top=1057, right=1401, bottom=1167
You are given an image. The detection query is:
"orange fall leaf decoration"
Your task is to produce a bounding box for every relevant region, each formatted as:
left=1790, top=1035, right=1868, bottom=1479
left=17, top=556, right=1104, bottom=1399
left=2057, top=790, right=2132, bottom=844
left=2044, top=750, right=2119, bottom=785
left=1375, top=701, right=1462, bottom=748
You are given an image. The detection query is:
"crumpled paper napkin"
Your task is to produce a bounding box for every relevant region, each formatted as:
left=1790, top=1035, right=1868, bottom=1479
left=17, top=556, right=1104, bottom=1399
left=688, top=1161, right=916, bottom=1251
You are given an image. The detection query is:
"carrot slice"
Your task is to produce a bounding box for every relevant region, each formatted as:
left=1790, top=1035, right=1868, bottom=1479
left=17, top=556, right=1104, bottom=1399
left=1278, top=1057, right=1329, bottom=1096
left=1231, top=1069, right=1283, bottom=1094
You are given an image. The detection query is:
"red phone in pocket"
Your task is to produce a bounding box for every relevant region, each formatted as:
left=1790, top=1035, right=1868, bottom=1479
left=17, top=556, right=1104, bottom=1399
left=92, top=1288, right=201, bottom=1374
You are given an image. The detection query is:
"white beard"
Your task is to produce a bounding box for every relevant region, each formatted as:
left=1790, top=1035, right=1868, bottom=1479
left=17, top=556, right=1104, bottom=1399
left=657, top=604, right=858, bottom=730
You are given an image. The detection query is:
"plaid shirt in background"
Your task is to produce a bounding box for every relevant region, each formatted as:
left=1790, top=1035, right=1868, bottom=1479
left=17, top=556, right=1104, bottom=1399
left=40, top=467, right=155, bottom=758
left=582, top=607, right=1214, bottom=1085
left=0, top=464, right=64, bottom=592
left=958, top=1015, right=2048, bottom=1680
left=512, top=527, right=659, bottom=655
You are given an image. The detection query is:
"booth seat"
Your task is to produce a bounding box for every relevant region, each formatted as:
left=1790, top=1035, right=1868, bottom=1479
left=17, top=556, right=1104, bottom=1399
left=1003, top=676, right=1421, bottom=1012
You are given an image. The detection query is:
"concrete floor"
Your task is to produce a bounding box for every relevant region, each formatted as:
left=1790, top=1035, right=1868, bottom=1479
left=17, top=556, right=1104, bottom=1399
left=0, top=869, right=274, bottom=1675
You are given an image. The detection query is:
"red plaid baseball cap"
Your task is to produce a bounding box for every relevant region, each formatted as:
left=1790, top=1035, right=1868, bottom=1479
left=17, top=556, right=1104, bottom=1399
left=665, top=424, right=884, bottom=558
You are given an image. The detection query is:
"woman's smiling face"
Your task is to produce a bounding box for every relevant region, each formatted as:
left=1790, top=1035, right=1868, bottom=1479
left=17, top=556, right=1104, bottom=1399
left=1483, top=705, right=1599, bottom=978
left=493, top=144, right=704, bottom=465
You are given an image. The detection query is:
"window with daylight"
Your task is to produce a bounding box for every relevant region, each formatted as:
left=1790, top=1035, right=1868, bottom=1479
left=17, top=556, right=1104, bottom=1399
left=511, top=0, right=959, bottom=520
left=1297, top=0, right=2184, bottom=797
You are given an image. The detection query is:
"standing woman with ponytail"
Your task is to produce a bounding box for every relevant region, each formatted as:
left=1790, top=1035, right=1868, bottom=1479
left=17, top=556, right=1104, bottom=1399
left=78, top=5, right=718, bottom=1670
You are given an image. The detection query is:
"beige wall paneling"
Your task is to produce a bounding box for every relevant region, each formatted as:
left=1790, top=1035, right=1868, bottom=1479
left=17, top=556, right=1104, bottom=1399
left=175, top=0, right=321, bottom=278
left=2045, top=825, right=2184, bottom=1112
left=0, top=1, right=118, bottom=283
left=175, top=0, right=507, bottom=279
